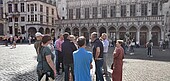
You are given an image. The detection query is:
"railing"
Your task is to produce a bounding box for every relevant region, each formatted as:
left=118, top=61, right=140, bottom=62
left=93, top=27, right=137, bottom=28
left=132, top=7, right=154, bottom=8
left=56, top=15, right=164, bottom=25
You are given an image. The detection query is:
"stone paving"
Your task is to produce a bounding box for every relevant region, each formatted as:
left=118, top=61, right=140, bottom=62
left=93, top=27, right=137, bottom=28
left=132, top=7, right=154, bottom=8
left=0, top=44, right=170, bottom=81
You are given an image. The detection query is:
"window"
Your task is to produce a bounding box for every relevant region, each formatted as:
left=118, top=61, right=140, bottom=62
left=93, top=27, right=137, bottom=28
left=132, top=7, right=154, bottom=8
left=0, top=0, right=3, bottom=4
left=76, top=8, right=80, bottom=19
left=46, top=7, right=49, bottom=15
left=110, top=6, right=116, bottom=17
left=46, top=16, right=49, bottom=23
left=68, top=9, right=73, bottom=19
left=40, top=15, right=43, bottom=23
left=21, top=26, right=25, bottom=34
left=62, top=17, right=65, bottom=19
left=31, top=4, right=34, bottom=12
left=21, top=17, right=25, bottom=22
left=102, top=6, right=107, bottom=18
left=52, top=8, right=54, bottom=15
left=52, top=18, right=54, bottom=25
left=27, top=4, right=30, bottom=12
left=85, top=8, right=89, bottom=19
left=35, top=14, right=37, bottom=21
left=28, top=15, right=30, bottom=21
left=15, top=17, right=18, bottom=22
left=8, top=4, right=12, bottom=13
left=130, top=5, right=136, bottom=16
left=21, top=3, right=24, bottom=12
left=9, top=26, right=13, bottom=34
left=31, top=15, right=34, bottom=21
left=8, top=17, right=12, bottom=22
left=0, top=7, right=3, bottom=19
left=14, top=4, right=18, bottom=12
left=92, top=7, right=97, bottom=18
left=152, top=3, right=158, bottom=15
left=40, top=5, right=43, bottom=12
left=121, top=5, right=126, bottom=17
left=141, top=4, right=147, bottom=16
left=35, top=4, right=37, bottom=11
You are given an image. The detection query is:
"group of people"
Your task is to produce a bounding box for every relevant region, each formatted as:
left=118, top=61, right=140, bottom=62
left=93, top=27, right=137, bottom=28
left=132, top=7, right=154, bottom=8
left=34, top=31, right=124, bottom=81
left=2, top=35, right=24, bottom=48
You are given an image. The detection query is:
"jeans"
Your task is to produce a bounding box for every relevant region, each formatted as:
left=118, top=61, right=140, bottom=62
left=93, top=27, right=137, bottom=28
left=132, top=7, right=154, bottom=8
left=64, top=64, right=74, bottom=81
left=103, top=53, right=108, bottom=74
left=55, top=50, right=59, bottom=73
left=147, top=47, right=152, bottom=56
left=95, top=59, right=104, bottom=81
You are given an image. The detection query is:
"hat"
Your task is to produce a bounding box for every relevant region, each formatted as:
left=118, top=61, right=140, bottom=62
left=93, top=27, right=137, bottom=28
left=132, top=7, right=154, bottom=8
left=35, top=32, right=43, bottom=37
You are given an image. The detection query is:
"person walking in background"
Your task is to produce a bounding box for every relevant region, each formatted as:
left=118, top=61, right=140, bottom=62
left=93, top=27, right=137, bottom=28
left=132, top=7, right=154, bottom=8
left=34, top=32, right=43, bottom=55
left=112, top=40, right=124, bottom=81
left=36, top=35, right=56, bottom=81
left=62, top=32, right=77, bottom=81
left=73, top=36, right=93, bottom=81
left=91, top=32, right=104, bottom=81
left=100, top=33, right=109, bottom=76
left=146, top=40, right=153, bottom=57
left=28, top=36, right=32, bottom=45
left=55, top=34, right=64, bottom=74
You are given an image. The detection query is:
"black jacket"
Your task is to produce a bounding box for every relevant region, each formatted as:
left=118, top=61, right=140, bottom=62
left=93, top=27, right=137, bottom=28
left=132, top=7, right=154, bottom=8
left=62, top=39, right=77, bottom=64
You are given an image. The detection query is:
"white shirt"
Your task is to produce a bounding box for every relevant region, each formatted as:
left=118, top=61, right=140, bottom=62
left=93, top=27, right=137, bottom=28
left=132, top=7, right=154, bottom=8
left=102, top=39, right=109, bottom=53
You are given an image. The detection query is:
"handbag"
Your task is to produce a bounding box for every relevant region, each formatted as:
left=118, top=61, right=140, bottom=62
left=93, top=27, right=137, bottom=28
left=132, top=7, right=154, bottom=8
left=40, top=74, right=54, bottom=81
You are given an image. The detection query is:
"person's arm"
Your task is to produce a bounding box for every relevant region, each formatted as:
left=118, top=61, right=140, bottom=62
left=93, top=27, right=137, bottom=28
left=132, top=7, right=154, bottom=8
left=113, top=48, right=120, bottom=59
left=95, top=47, right=100, bottom=60
left=46, top=55, right=56, bottom=77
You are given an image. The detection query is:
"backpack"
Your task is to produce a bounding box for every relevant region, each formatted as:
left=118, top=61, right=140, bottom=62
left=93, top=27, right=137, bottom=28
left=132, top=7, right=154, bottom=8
left=147, top=43, right=152, bottom=48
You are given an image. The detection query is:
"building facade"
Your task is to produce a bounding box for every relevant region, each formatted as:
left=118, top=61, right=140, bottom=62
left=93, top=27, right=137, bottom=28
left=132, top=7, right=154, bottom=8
left=56, top=0, right=169, bottom=46
left=3, top=0, right=58, bottom=38
left=0, top=0, right=4, bottom=37
left=163, top=0, right=170, bottom=38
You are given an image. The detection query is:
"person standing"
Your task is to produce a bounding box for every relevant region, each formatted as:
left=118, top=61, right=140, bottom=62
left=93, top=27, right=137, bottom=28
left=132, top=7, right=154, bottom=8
left=34, top=32, right=43, bottom=55
left=146, top=40, right=153, bottom=57
left=91, top=32, right=104, bottom=81
left=55, top=34, right=64, bottom=74
left=62, top=32, right=77, bottom=81
left=112, top=40, right=124, bottom=81
left=73, top=36, right=93, bottom=81
left=100, top=33, right=109, bottom=76
left=36, top=35, right=56, bottom=81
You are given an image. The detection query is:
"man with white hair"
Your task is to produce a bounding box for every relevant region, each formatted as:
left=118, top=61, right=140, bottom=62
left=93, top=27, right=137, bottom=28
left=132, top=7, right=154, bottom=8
left=34, top=32, right=43, bottom=55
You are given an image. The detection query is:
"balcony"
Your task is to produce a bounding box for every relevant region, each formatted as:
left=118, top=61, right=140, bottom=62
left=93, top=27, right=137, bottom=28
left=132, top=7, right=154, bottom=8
left=8, top=11, right=20, bottom=17
left=56, top=15, right=164, bottom=25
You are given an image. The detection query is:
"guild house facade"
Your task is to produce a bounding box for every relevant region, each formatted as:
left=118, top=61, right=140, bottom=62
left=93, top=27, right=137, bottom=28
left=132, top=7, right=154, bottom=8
left=56, top=0, right=169, bottom=46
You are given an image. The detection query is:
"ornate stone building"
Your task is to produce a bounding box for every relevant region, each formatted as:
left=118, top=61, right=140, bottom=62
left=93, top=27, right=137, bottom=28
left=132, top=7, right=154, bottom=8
left=56, top=0, right=169, bottom=46
left=3, top=0, right=58, bottom=38
left=0, top=0, right=4, bottom=37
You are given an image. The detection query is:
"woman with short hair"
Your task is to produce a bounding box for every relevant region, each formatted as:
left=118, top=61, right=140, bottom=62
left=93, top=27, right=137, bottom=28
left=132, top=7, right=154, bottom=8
left=37, top=35, right=56, bottom=81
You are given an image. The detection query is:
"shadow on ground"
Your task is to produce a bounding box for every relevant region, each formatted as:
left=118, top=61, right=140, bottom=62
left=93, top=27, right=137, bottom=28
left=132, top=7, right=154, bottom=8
left=10, top=70, right=37, bottom=81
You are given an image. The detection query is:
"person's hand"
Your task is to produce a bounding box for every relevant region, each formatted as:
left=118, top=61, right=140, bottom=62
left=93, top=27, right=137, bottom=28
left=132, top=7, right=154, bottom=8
left=90, top=64, right=93, bottom=69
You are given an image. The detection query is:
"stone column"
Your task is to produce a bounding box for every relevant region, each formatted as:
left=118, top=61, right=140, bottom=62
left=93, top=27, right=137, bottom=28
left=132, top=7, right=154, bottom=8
left=148, top=2, right=152, bottom=16
left=136, top=28, right=140, bottom=44
left=126, top=4, right=130, bottom=17
left=161, top=29, right=164, bottom=40
left=148, top=29, right=152, bottom=41
left=79, top=27, right=81, bottom=36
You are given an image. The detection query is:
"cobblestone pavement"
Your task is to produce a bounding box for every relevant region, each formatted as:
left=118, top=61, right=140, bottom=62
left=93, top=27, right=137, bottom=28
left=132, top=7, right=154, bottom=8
left=0, top=44, right=170, bottom=81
